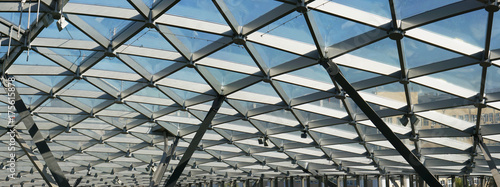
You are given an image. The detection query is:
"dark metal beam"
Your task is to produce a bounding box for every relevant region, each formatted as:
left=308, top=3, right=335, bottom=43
left=319, top=60, right=442, bottom=187
left=476, top=135, right=500, bottom=186
left=12, top=130, right=58, bottom=187
left=151, top=135, right=180, bottom=187
left=164, top=95, right=226, bottom=187
left=1, top=76, right=71, bottom=187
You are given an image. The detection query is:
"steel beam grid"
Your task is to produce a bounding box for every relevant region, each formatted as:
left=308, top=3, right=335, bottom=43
left=1, top=0, right=500, bottom=186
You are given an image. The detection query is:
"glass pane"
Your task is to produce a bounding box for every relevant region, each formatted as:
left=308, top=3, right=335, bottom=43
left=486, top=65, right=500, bottom=93
left=13, top=51, right=60, bottom=66
left=332, top=0, right=391, bottom=18
left=202, top=66, right=251, bottom=85
left=46, top=48, right=95, bottom=66
left=420, top=9, right=487, bottom=47
left=167, top=67, right=207, bottom=84
left=78, top=15, right=133, bottom=39
left=403, top=38, right=463, bottom=68
left=251, top=42, right=300, bottom=68
left=129, top=55, right=177, bottom=75
left=168, top=26, right=225, bottom=52
left=123, top=28, right=176, bottom=51
left=427, top=64, right=482, bottom=92
left=71, top=0, right=135, bottom=9
left=312, top=10, right=374, bottom=46
left=0, top=12, right=37, bottom=30
left=338, top=65, right=380, bottom=83
left=205, top=44, right=255, bottom=66
left=92, top=57, right=136, bottom=73
left=276, top=81, right=319, bottom=99
left=223, top=0, right=282, bottom=26
left=166, top=0, right=226, bottom=24
left=257, top=12, right=314, bottom=45
left=38, top=21, right=94, bottom=41
left=394, top=0, right=461, bottom=19
left=348, top=38, right=399, bottom=67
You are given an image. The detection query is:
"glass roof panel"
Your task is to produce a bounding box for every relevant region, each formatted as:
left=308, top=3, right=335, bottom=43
left=403, top=38, right=463, bottom=68
left=46, top=48, right=95, bottom=66
left=311, top=10, right=374, bottom=46
left=123, top=29, right=176, bottom=51
left=71, top=0, right=135, bottom=9
left=129, top=55, right=177, bottom=75
left=420, top=10, right=487, bottom=47
left=486, top=65, right=500, bottom=93
left=338, top=65, right=380, bottom=83
left=223, top=0, right=282, bottom=26
left=166, top=0, right=227, bottom=24
left=37, top=20, right=95, bottom=41
left=347, top=38, right=399, bottom=67
left=78, top=15, right=133, bottom=39
left=426, top=64, right=482, bottom=92
left=91, top=57, right=136, bottom=73
left=331, top=0, right=391, bottom=18
left=251, top=42, right=300, bottom=68
left=13, top=50, right=60, bottom=66
left=168, top=26, right=225, bottom=52
left=167, top=67, right=207, bottom=84
left=257, top=12, right=314, bottom=45
left=394, top=0, right=461, bottom=19
left=206, top=44, right=256, bottom=66
left=0, top=12, right=37, bottom=30
left=202, top=66, right=251, bottom=86
left=409, top=82, right=461, bottom=104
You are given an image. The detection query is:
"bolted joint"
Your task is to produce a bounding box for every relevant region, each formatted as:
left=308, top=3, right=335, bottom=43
left=485, top=0, right=500, bottom=12
left=296, top=1, right=308, bottom=13
left=399, top=77, right=409, bottom=84
left=233, top=35, right=246, bottom=45
left=262, top=75, right=272, bottom=83
left=334, top=90, right=346, bottom=99
left=480, top=58, right=492, bottom=67
left=388, top=29, right=405, bottom=40
left=409, top=133, right=419, bottom=141
left=186, top=60, right=195, bottom=68
left=319, top=58, right=340, bottom=76
left=474, top=97, right=487, bottom=108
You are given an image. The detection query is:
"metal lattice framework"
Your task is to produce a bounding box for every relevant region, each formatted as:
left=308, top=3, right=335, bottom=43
left=1, top=0, right=500, bottom=186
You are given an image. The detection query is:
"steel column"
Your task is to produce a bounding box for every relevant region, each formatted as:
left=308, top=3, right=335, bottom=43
left=1, top=77, right=70, bottom=187
left=12, top=130, right=57, bottom=187
left=344, top=176, right=348, bottom=187
left=320, top=60, right=442, bottom=187
left=477, top=134, right=500, bottom=186
left=164, top=95, right=226, bottom=187
left=151, top=135, right=180, bottom=187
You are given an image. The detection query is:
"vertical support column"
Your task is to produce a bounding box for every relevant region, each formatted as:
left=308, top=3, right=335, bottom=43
left=260, top=176, right=265, bottom=187
left=1, top=77, right=70, bottom=187
left=344, top=176, right=348, bottom=187
left=377, top=175, right=381, bottom=187
left=451, top=176, right=455, bottom=187
left=400, top=175, right=404, bottom=187
left=286, top=177, right=290, bottom=187
left=221, top=181, right=225, bottom=187
left=385, top=176, right=390, bottom=187
left=210, top=180, right=213, bottom=187
left=409, top=175, right=414, bottom=187
left=290, top=176, right=294, bottom=187
left=274, top=177, right=278, bottom=187
left=165, top=95, right=226, bottom=187
left=356, top=176, right=360, bottom=187
left=307, top=176, right=311, bottom=187
left=151, top=135, right=180, bottom=187
left=364, top=176, right=368, bottom=187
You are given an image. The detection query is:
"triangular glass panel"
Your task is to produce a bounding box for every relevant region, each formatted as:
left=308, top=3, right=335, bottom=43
left=78, top=15, right=133, bottom=39
left=129, top=55, right=177, bottom=75
left=51, top=114, right=88, bottom=122
left=420, top=10, right=487, bottom=47
left=250, top=42, right=300, bottom=68
left=141, top=103, right=169, bottom=113
left=403, top=38, right=463, bottom=68
left=254, top=109, right=299, bottom=127
left=294, top=109, right=332, bottom=123
left=204, top=44, right=256, bottom=66
left=123, top=28, right=176, bottom=51
left=105, top=103, right=138, bottom=112
left=168, top=67, right=207, bottom=84
left=101, top=78, right=143, bottom=92
left=394, top=0, right=461, bottom=19
left=71, top=0, right=136, bottom=9
left=61, top=79, right=103, bottom=92
left=409, top=82, right=461, bottom=104
left=92, top=56, right=136, bottom=73
left=30, top=76, right=70, bottom=87
left=40, top=97, right=77, bottom=108
left=0, top=12, right=37, bottom=30
left=202, top=66, right=250, bottom=86
left=13, top=50, right=61, bottom=66
left=170, top=87, right=202, bottom=100
left=45, top=48, right=95, bottom=66
left=348, top=38, right=400, bottom=67
left=363, top=82, right=406, bottom=104
left=491, top=13, right=500, bottom=49
left=311, top=10, right=375, bottom=46
left=232, top=99, right=269, bottom=111
left=38, top=20, right=95, bottom=41
left=19, top=95, right=44, bottom=106
left=331, top=0, right=391, bottom=18
left=223, top=0, right=282, bottom=26
left=257, top=12, right=314, bottom=45
left=166, top=0, right=226, bottom=24
left=167, top=26, right=224, bottom=52
left=337, top=65, right=380, bottom=83
left=240, top=81, right=281, bottom=98
left=275, top=81, right=319, bottom=99
left=134, top=87, right=169, bottom=98
left=74, top=97, right=110, bottom=108
left=427, top=64, right=482, bottom=91
left=142, top=0, right=156, bottom=8
left=486, top=65, right=500, bottom=93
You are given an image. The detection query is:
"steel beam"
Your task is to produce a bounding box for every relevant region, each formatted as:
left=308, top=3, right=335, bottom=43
left=320, top=60, right=442, bottom=187
left=164, top=95, right=226, bottom=187
left=12, top=130, right=58, bottom=187
left=476, top=135, right=500, bottom=186
left=151, top=135, right=180, bottom=187
left=1, top=76, right=71, bottom=187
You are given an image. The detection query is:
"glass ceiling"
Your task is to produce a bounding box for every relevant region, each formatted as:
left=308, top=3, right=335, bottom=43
left=1, top=0, right=500, bottom=186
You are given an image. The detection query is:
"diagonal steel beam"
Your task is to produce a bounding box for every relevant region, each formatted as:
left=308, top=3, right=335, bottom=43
left=319, top=59, right=442, bottom=187
left=164, top=94, right=226, bottom=187
left=1, top=76, right=71, bottom=187
left=11, top=130, right=58, bottom=187
left=476, top=135, right=500, bottom=186
left=151, top=135, right=180, bottom=187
